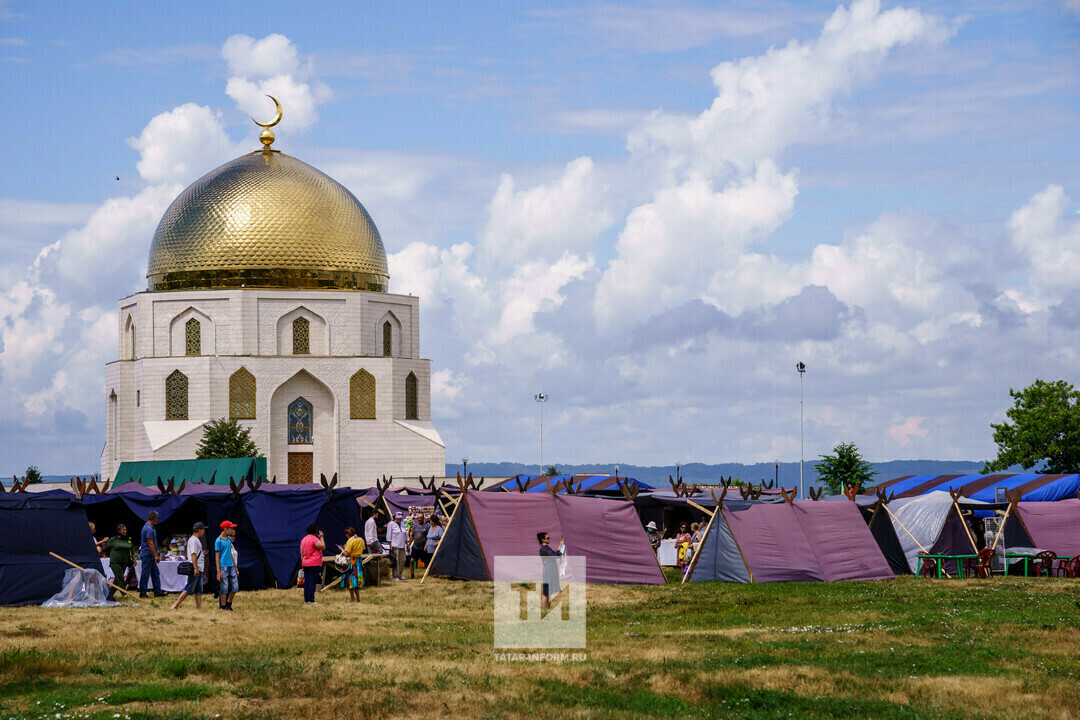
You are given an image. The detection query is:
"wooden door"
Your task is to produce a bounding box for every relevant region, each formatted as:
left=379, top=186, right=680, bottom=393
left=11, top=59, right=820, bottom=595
left=288, top=453, right=313, bottom=484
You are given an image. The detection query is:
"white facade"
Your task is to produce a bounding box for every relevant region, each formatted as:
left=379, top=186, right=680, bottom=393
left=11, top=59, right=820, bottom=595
left=101, top=287, right=445, bottom=487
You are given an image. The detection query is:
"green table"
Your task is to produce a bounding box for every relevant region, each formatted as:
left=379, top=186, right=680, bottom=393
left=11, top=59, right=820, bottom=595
left=917, top=554, right=978, bottom=579
left=1004, top=553, right=1065, bottom=577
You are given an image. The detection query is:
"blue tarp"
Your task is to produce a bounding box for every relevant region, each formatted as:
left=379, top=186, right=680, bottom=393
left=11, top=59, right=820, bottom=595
left=0, top=494, right=101, bottom=605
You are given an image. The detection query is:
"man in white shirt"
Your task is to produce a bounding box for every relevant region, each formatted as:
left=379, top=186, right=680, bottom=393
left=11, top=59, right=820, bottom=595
left=171, top=522, right=207, bottom=610
left=386, top=512, right=409, bottom=581
left=364, top=510, right=381, bottom=554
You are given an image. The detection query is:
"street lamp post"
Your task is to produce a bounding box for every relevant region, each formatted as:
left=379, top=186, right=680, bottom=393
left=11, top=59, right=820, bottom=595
left=614, top=463, right=620, bottom=480
left=462, top=456, right=468, bottom=477
left=774, top=459, right=779, bottom=487
left=676, top=461, right=682, bottom=484
left=796, top=362, right=806, bottom=499
left=534, top=393, right=548, bottom=473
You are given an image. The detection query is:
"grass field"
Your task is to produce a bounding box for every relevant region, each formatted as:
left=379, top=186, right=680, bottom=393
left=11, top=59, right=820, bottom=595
left=1, top=571, right=1079, bottom=719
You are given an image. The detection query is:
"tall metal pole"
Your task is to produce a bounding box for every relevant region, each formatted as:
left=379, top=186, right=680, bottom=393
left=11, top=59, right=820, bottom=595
left=534, top=393, right=548, bottom=473
left=797, top=362, right=806, bottom=499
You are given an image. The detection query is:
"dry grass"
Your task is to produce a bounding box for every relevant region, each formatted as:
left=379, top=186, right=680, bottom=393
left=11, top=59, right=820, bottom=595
left=1, top=575, right=1079, bottom=719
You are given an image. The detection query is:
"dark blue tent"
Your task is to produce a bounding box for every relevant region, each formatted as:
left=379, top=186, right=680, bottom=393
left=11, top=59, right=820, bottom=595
left=0, top=493, right=101, bottom=605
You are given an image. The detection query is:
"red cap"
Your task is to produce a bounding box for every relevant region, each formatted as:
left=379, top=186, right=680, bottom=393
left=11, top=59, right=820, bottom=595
left=220, top=520, right=238, bottom=529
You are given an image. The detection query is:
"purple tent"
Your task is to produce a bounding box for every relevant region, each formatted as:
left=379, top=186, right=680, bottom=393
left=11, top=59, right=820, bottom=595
left=426, top=491, right=665, bottom=585
left=687, top=499, right=893, bottom=583
left=1013, top=500, right=1080, bottom=557
left=382, top=490, right=440, bottom=518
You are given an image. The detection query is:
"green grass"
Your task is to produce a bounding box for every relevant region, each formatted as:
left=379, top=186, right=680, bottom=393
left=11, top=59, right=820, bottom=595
left=1, top=576, right=1078, bottom=719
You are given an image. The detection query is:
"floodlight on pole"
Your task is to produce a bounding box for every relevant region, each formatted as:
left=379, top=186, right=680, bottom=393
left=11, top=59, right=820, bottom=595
left=796, top=362, right=806, bottom=499
left=774, top=459, right=779, bottom=487
left=676, top=461, right=682, bottom=484
left=534, top=393, right=548, bottom=473
left=462, top=456, right=468, bottom=476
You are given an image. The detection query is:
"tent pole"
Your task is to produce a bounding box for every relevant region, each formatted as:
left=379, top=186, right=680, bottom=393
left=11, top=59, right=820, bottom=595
left=953, top=501, right=978, bottom=551
left=421, top=493, right=463, bottom=584
left=989, top=503, right=1013, bottom=553
left=881, top=505, right=929, bottom=554
left=681, top=500, right=718, bottom=583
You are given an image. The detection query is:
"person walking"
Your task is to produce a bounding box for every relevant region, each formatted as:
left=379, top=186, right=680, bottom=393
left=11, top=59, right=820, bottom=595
left=409, top=514, right=431, bottom=579
left=215, top=521, right=238, bottom=611
left=538, top=532, right=564, bottom=610
left=102, top=524, right=133, bottom=600
left=386, top=512, right=408, bottom=581
left=172, top=522, right=207, bottom=611
left=425, top=515, right=444, bottom=560
left=340, top=526, right=365, bottom=601
left=300, top=524, right=326, bottom=604
left=138, top=511, right=164, bottom=598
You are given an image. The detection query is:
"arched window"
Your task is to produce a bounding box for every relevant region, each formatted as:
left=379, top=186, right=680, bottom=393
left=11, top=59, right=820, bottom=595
left=288, top=397, right=313, bottom=443
left=185, top=318, right=201, bottom=356
left=405, top=372, right=418, bottom=420
left=350, top=369, right=376, bottom=419
left=125, top=316, right=136, bottom=359
left=165, top=370, right=188, bottom=420
left=383, top=320, right=392, bottom=357
left=229, top=368, right=256, bottom=419
left=293, top=317, right=310, bottom=355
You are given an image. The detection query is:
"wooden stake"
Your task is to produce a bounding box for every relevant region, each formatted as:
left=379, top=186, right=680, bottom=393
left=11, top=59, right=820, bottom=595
left=49, top=552, right=130, bottom=597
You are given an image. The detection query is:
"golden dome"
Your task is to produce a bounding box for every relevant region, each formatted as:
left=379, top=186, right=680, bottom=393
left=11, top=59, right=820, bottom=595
left=147, top=150, right=388, bottom=292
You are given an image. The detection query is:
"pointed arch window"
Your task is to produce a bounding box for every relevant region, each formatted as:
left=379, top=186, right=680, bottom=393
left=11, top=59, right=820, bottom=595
left=125, top=316, right=136, bottom=360
left=229, top=368, right=256, bottom=419
left=185, top=318, right=201, bottom=356
left=293, top=317, right=310, bottom=355
left=350, top=369, right=376, bottom=419
left=383, top=321, right=392, bottom=357
left=405, top=372, right=418, bottom=420
left=165, top=370, right=188, bottom=420
left=288, top=397, right=313, bottom=444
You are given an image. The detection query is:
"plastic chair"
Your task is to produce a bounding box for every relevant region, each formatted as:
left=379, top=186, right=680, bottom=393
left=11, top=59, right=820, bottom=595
left=964, top=548, right=995, bottom=578
left=1031, top=550, right=1057, bottom=578
left=1054, top=555, right=1080, bottom=578
left=917, top=552, right=938, bottom=578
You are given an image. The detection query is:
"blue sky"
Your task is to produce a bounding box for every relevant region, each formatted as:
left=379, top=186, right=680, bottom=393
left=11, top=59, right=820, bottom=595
left=1, top=0, right=1078, bottom=475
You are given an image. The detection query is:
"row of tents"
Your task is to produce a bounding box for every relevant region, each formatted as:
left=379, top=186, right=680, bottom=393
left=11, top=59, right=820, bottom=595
left=4, top=470, right=1080, bottom=606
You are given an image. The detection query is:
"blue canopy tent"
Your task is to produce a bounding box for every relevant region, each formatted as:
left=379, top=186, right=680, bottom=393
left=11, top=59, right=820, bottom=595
left=873, top=474, right=1080, bottom=503
left=0, top=494, right=101, bottom=605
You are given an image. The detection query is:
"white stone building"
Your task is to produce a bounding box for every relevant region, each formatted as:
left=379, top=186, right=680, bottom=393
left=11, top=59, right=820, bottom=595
left=101, top=121, right=445, bottom=486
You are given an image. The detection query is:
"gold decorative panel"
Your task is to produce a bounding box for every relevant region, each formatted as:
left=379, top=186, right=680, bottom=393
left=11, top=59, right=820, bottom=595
left=185, top=318, right=201, bottom=356
left=146, top=151, right=389, bottom=292
left=405, top=372, right=418, bottom=420
left=229, top=368, right=256, bottom=419
left=293, top=317, right=310, bottom=355
left=288, top=453, right=313, bottom=484
left=350, top=369, right=376, bottom=419
left=165, top=370, right=188, bottom=420
left=383, top=320, right=392, bottom=357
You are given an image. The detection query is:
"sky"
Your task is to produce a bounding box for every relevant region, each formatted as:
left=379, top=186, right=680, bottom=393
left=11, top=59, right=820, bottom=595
left=1, top=0, right=1079, bottom=475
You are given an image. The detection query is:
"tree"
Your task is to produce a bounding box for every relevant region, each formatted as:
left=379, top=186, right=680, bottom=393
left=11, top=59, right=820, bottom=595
left=814, top=442, right=877, bottom=495
left=196, top=418, right=261, bottom=459
left=544, top=465, right=559, bottom=476
left=983, top=379, right=1080, bottom=474
left=24, top=465, right=42, bottom=484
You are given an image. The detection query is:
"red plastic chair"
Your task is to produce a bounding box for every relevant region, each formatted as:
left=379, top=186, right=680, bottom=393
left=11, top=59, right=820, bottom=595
left=917, top=552, right=937, bottom=578
left=1031, top=550, right=1057, bottom=578
left=964, top=548, right=995, bottom=578
left=1054, top=555, right=1080, bottom=578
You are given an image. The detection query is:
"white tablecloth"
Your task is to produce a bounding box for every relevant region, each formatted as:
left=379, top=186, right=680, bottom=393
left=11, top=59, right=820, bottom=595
left=657, top=539, right=678, bottom=566
left=99, top=558, right=186, bottom=592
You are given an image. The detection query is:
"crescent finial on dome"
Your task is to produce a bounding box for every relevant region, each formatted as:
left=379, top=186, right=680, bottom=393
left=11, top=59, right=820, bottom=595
left=252, top=95, right=283, bottom=150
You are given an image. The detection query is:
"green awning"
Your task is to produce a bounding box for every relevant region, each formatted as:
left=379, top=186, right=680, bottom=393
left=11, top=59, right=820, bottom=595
left=113, top=458, right=267, bottom=487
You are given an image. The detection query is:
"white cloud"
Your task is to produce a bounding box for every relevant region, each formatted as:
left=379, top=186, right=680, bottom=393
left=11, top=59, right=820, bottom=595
left=1008, top=184, right=1080, bottom=305
left=889, top=416, right=929, bottom=447
left=480, top=157, right=613, bottom=273
left=595, top=161, right=797, bottom=330
left=128, top=103, right=240, bottom=186
left=221, top=33, right=305, bottom=79
left=628, top=0, right=951, bottom=175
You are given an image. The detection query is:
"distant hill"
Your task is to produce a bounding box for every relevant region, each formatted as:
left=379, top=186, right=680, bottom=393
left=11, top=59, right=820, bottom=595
left=446, top=460, right=989, bottom=488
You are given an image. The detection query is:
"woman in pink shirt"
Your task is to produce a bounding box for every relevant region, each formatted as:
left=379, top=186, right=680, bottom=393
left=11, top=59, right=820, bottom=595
left=299, top=524, right=325, bottom=604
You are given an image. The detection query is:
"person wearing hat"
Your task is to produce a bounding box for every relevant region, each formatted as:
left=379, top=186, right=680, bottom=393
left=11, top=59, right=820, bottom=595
left=645, top=521, right=662, bottom=555
left=386, top=511, right=409, bottom=581
left=172, top=522, right=207, bottom=611
left=215, top=521, right=239, bottom=611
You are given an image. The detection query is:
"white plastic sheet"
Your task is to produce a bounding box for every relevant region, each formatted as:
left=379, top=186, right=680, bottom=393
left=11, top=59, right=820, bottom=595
left=42, top=567, right=119, bottom=608
left=888, top=491, right=955, bottom=574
